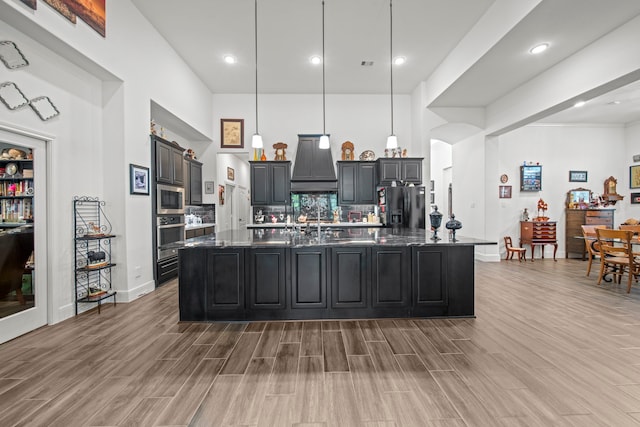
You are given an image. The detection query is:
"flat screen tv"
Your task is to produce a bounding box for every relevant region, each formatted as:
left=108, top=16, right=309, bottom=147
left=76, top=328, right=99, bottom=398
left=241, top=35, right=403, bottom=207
left=520, top=165, right=542, bottom=191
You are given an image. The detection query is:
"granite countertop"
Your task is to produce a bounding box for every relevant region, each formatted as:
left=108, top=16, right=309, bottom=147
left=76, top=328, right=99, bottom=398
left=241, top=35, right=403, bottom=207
left=169, top=228, right=496, bottom=249
left=246, top=222, right=383, bottom=229
left=185, top=223, right=216, bottom=230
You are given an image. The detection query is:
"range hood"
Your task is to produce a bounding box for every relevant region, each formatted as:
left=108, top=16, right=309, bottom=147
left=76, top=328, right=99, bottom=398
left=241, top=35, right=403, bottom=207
left=290, top=135, right=337, bottom=192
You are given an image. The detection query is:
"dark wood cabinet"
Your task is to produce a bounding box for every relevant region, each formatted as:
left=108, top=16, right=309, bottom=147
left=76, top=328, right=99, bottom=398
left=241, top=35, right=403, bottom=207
left=372, top=247, right=410, bottom=308
left=338, top=161, right=377, bottom=205
left=291, top=247, right=327, bottom=309
left=206, top=248, right=244, bottom=312
left=520, top=221, right=558, bottom=260
left=153, top=135, right=184, bottom=186
left=565, top=209, right=614, bottom=259
left=185, top=226, right=214, bottom=239
left=247, top=248, right=287, bottom=310
left=250, top=161, right=291, bottom=206
left=330, top=247, right=368, bottom=309
left=185, top=159, right=202, bottom=205
left=376, top=158, right=423, bottom=186
left=412, top=246, right=447, bottom=310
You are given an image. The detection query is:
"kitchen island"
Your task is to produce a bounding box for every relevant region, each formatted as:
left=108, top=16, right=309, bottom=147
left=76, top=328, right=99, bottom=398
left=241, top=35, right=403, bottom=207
left=176, top=228, right=495, bottom=321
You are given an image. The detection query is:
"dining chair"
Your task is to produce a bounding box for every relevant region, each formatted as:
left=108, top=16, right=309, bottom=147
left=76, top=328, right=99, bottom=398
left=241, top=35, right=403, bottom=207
left=503, top=236, right=526, bottom=261
left=581, top=225, right=607, bottom=276
left=596, top=228, right=640, bottom=293
left=620, top=225, right=640, bottom=258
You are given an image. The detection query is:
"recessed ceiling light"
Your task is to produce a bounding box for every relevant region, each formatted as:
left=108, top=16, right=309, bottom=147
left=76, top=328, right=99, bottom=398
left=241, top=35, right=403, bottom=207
left=608, top=100, right=621, bottom=105
left=529, top=43, right=549, bottom=54
left=310, top=55, right=322, bottom=65
left=393, top=56, right=406, bottom=66
left=574, top=100, right=586, bottom=108
left=223, top=55, right=236, bottom=64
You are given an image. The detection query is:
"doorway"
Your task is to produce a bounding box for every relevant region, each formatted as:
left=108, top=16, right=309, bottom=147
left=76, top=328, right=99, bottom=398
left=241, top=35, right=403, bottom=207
left=0, top=128, right=49, bottom=344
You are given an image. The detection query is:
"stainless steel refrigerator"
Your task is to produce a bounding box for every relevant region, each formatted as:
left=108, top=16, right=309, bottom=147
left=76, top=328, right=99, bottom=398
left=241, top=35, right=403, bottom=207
left=378, top=186, right=426, bottom=229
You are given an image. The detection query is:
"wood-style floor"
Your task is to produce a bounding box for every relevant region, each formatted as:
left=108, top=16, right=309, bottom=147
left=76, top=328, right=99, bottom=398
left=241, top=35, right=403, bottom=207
left=2, top=259, right=640, bottom=426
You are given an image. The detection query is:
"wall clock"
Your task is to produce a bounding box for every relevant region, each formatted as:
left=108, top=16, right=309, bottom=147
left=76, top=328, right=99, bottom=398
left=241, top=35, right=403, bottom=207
left=500, top=174, right=508, bottom=183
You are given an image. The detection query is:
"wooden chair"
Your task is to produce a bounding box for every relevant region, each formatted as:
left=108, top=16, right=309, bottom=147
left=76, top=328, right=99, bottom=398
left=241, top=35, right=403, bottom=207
left=596, top=228, right=640, bottom=293
left=581, top=225, right=607, bottom=276
left=620, top=225, right=640, bottom=258
left=504, top=236, right=526, bottom=261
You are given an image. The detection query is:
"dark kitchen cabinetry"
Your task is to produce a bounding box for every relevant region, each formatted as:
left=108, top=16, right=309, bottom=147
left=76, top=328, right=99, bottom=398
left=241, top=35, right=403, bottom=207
left=337, top=161, right=377, bottom=205
left=291, top=247, right=327, bottom=309
left=330, top=246, right=368, bottom=309
left=179, top=241, right=476, bottom=321
left=153, top=135, right=184, bottom=186
left=184, top=158, right=202, bottom=205
left=376, top=158, right=423, bottom=186
left=185, top=226, right=214, bottom=239
left=250, top=161, right=291, bottom=206
left=372, top=247, right=410, bottom=308
left=247, top=248, right=287, bottom=310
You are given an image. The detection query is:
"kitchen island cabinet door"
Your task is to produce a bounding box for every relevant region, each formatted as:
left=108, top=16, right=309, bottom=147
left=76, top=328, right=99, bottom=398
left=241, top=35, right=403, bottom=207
left=206, top=248, right=245, bottom=316
left=412, top=246, right=448, bottom=315
left=330, top=247, right=368, bottom=309
left=179, top=248, right=206, bottom=321
left=291, top=248, right=327, bottom=310
left=371, top=247, right=410, bottom=308
left=247, top=248, right=286, bottom=310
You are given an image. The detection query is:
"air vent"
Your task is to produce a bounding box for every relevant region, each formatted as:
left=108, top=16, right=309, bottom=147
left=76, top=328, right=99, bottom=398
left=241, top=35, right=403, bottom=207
left=361, top=61, right=374, bottom=66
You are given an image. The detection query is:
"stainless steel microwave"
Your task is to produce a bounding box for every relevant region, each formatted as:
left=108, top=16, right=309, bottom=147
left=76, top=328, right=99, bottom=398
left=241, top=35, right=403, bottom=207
left=157, top=184, right=185, bottom=214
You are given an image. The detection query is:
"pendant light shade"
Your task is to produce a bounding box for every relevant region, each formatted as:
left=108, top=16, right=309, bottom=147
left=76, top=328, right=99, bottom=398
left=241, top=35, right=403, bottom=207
left=251, top=0, right=263, bottom=149
left=319, top=0, right=330, bottom=149
left=386, top=0, right=398, bottom=150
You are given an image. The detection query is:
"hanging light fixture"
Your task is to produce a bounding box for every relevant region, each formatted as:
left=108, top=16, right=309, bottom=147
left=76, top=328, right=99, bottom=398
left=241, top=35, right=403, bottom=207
left=318, top=0, right=330, bottom=149
left=386, top=0, right=398, bottom=149
left=251, top=0, right=263, bottom=149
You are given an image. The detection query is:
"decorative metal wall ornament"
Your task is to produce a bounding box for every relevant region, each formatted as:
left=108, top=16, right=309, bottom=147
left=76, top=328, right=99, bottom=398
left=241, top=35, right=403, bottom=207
left=29, top=96, right=60, bottom=121
left=0, top=81, right=60, bottom=121
left=0, top=82, right=30, bottom=110
left=0, top=41, right=30, bottom=69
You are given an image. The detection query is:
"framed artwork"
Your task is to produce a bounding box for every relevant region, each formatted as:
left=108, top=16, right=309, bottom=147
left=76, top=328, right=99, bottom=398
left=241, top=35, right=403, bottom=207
left=67, top=0, right=106, bottom=37
left=218, top=185, right=225, bottom=205
left=227, top=167, right=235, bottom=181
left=520, top=165, right=542, bottom=191
left=42, top=0, right=77, bottom=23
left=129, top=164, right=149, bottom=195
left=19, top=0, right=37, bottom=9
left=630, top=165, right=640, bottom=189
left=499, top=185, right=512, bottom=199
left=204, top=181, right=215, bottom=194
left=569, top=170, right=588, bottom=182
left=631, top=192, right=640, bottom=204
left=221, top=118, right=244, bottom=148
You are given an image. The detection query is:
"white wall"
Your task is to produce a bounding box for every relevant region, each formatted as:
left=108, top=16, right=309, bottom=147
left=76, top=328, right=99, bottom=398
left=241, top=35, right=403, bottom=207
left=625, top=122, right=640, bottom=220
left=443, top=124, right=628, bottom=260
left=0, top=0, right=213, bottom=321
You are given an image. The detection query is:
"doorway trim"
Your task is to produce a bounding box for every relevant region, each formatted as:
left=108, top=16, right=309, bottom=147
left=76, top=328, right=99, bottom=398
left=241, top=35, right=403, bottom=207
left=0, top=122, right=52, bottom=343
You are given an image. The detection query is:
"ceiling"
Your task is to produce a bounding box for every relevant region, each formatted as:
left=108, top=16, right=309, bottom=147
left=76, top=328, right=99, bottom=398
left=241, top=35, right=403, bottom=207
left=131, top=0, right=640, bottom=126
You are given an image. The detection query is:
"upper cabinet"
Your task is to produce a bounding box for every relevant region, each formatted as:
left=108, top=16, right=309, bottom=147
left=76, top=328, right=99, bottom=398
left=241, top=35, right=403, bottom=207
left=184, top=159, right=203, bottom=206
left=338, top=161, right=377, bottom=205
left=153, top=135, right=184, bottom=186
left=376, top=158, right=423, bottom=186
left=250, top=161, right=291, bottom=206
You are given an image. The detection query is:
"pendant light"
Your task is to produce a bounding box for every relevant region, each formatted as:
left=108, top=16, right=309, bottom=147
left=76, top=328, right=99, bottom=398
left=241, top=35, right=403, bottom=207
left=386, top=0, right=398, bottom=149
left=251, top=0, right=263, bottom=149
left=318, top=0, right=330, bottom=149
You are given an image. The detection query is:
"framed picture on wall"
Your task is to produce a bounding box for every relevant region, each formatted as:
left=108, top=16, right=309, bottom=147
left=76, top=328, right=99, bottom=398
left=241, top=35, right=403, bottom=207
left=520, top=165, right=542, bottom=191
left=569, top=170, right=588, bottom=182
left=630, top=165, right=640, bottom=189
left=227, top=167, right=235, bottom=181
left=129, top=164, right=149, bottom=195
left=630, top=192, right=640, bottom=204
left=220, top=118, right=244, bottom=148
left=499, top=185, right=512, bottom=199
left=204, top=181, right=215, bottom=194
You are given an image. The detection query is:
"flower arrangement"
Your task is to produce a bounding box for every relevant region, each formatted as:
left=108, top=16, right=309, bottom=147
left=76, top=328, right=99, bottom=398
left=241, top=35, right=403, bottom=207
left=536, top=198, right=549, bottom=221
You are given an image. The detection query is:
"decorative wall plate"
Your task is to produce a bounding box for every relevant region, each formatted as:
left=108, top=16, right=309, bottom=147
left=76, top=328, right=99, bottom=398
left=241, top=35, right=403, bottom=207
left=500, top=174, right=508, bottom=183
left=359, top=150, right=375, bottom=161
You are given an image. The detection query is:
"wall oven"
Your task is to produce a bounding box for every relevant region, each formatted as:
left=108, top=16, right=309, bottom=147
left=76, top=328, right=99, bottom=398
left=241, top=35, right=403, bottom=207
left=157, top=184, right=185, bottom=214
left=157, top=214, right=185, bottom=261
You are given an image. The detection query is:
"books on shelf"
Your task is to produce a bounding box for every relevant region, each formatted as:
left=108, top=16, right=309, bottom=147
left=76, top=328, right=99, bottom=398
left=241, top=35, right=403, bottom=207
left=88, top=287, right=107, bottom=297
